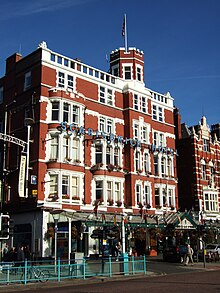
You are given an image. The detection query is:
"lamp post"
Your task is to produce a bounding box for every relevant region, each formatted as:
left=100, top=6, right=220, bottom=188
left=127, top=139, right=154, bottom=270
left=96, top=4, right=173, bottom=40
left=1, top=100, right=16, bottom=209
left=121, top=213, right=129, bottom=275
left=51, top=210, right=62, bottom=272
left=121, top=214, right=126, bottom=254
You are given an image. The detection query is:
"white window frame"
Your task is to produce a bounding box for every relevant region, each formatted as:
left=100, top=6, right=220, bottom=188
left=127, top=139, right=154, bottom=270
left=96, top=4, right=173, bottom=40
left=201, top=160, right=206, bottom=180
left=99, top=117, right=113, bottom=134
left=141, top=96, right=147, bottom=113
left=152, top=104, right=164, bottom=122
left=136, top=65, right=142, bottom=82
left=143, top=152, right=150, bottom=173
left=58, top=71, right=65, bottom=88
left=144, top=184, right=151, bottom=206
left=93, top=177, right=123, bottom=206
left=153, top=131, right=165, bottom=148
left=51, top=101, right=60, bottom=121
left=51, top=100, right=81, bottom=126
left=99, top=86, right=114, bottom=106
left=135, top=151, right=141, bottom=172
left=134, top=94, right=139, bottom=110
left=136, top=183, right=142, bottom=204
left=204, top=192, right=218, bottom=212
left=50, top=135, right=59, bottom=160
left=123, top=64, right=132, bottom=80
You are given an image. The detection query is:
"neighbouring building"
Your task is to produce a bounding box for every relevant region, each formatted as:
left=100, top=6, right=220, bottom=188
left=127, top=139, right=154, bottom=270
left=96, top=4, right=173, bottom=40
left=174, top=110, right=220, bottom=243
left=0, top=41, right=178, bottom=259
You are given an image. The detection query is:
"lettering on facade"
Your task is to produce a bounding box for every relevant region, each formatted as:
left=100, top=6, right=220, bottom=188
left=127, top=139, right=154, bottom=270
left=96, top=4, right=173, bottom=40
left=57, top=122, right=175, bottom=154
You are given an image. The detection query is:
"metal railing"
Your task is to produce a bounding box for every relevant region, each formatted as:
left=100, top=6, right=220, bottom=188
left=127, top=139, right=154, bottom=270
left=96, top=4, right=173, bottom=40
left=0, top=256, right=147, bottom=285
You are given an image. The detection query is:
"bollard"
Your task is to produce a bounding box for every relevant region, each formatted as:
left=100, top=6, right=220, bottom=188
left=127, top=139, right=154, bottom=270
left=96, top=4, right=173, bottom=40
left=57, top=258, right=61, bottom=282
left=109, top=256, right=112, bottom=277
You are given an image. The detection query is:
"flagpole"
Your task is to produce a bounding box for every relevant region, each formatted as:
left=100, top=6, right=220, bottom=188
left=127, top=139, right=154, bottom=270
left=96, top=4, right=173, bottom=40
left=124, top=14, right=128, bottom=53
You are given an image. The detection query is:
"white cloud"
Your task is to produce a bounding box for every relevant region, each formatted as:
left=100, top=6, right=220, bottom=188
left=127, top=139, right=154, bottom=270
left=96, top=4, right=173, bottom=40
left=0, top=0, right=94, bottom=21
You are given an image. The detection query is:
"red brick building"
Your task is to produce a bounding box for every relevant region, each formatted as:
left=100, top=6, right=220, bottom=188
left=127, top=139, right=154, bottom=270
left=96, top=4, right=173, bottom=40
left=175, top=110, right=220, bottom=233
left=0, top=41, right=178, bottom=258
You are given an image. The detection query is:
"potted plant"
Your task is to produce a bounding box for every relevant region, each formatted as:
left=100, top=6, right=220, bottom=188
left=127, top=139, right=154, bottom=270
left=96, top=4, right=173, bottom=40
left=114, top=165, right=122, bottom=171
left=137, top=202, right=143, bottom=208
left=72, top=196, right=80, bottom=200
left=48, top=194, right=59, bottom=202
left=116, top=200, right=122, bottom=207
left=93, top=198, right=103, bottom=206
left=146, top=203, right=151, bottom=209
left=65, top=157, right=71, bottom=162
left=62, top=194, right=70, bottom=199
left=107, top=198, right=114, bottom=206
left=107, top=164, right=115, bottom=172
left=90, top=163, right=103, bottom=172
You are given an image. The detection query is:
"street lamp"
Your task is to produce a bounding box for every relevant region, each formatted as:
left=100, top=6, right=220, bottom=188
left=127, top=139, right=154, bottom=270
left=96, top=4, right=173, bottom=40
left=1, top=100, right=16, bottom=208
left=51, top=210, right=63, bottom=272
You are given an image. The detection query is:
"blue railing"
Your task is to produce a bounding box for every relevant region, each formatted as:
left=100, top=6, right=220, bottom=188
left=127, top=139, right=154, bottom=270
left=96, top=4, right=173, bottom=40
left=0, top=256, right=147, bottom=285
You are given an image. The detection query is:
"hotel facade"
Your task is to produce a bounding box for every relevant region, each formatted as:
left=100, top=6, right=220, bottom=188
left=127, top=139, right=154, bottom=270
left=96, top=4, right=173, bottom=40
left=0, top=41, right=178, bottom=258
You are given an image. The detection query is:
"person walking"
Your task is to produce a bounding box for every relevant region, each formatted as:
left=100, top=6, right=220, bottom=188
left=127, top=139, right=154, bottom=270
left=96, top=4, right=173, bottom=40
left=17, top=245, right=25, bottom=269
left=185, top=244, right=194, bottom=266
left=115, top=241, right=122, bottom=261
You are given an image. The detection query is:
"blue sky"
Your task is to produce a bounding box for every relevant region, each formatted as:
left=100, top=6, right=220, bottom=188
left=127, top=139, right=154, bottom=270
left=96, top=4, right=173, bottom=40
left=0, top=0, right=219, bottom=127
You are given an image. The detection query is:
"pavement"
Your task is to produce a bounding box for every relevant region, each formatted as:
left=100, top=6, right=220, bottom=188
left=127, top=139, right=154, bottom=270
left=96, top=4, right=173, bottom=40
left=0, top=256, right=220, bottom=292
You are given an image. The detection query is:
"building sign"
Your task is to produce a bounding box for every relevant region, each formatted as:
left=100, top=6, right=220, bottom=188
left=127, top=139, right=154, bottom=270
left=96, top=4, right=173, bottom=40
left=176, top=218, right=195, bottom=230
left=57, top=122, right=176, bottom=154
left=32, top=189, right=38, bottom=196
left=18, top=155, right=26, bottom=198
left=58, top=122, right=141, bottom=147
left=31, top=175, right=37, bottom=185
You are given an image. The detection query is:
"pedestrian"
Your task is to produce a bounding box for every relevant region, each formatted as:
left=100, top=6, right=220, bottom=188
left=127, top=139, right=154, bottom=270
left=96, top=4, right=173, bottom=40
left=2, top=243, right=9, bottom=261
left=17, top=245, right=25, bottom=269
left=115, top=241, right=122, bottom=261
left=185, top=244, right=194, bottom=266
left=24, top=245, right=31, bottom=261
left=8, top=247, right=17, bottom=262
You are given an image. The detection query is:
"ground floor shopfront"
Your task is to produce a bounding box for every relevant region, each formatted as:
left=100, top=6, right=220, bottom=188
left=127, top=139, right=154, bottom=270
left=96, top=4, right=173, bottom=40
left=8, top=210, right=220, bottom=261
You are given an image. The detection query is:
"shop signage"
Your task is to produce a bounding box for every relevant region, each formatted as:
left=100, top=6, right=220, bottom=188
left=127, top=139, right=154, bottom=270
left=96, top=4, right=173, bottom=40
left=18, top=155, right=26, bottom=198
left=176, top=218, right=195, bottom=230
left=32, top=190, right=38, bottom=195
